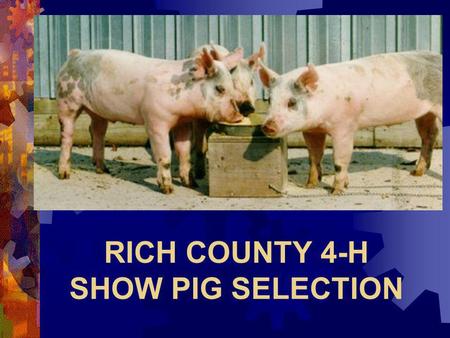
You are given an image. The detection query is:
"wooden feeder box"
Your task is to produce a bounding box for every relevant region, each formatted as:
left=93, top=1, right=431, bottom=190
left=207, top=111, right=288, bottom=197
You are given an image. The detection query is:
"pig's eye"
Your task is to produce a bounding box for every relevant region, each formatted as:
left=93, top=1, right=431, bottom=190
left=215, top=85, right=225, bottom=95
left=251, top=79, right=254, bottom=86
left=288, top=97, right=297, bottom=109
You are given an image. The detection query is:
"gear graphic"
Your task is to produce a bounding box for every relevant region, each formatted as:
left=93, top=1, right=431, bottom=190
left=357, top=219, right=450, bottom=323
left=2, top=240, right=31, bottom=274
left=0, top=32, right=13, bottom=64
left=1, top=1, right=41, bottom=336
left=4, top=210, right=40, bottom=299
left=7, top=0, right=42, bottom=40
left=1, top=95, right=34, bottom=219
left=1, top=237, right=39, bottom=337
left=0, top=89, right=18, bottom=127
left=0, top=82, right=33, bottom=127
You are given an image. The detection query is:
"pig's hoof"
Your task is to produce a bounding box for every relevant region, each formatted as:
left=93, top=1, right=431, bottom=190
left=305, top=181, right=319, bottom=189
left=410, top=169, right=425, bottom=176
left=181, top=173, right=198, bottom=188
left=95, top=166, right=110, bottom=174
left=159, top=184, right=174, bottom=194
left=331, top=187, right=345, bottom=196
left=58, top=169, right=70, bottom=179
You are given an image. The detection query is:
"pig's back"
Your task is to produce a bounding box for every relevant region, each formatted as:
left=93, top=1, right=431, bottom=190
left=59, top=49, right=177, bottom=124
left=313, top=51, right=441, bottom=128
left=358, top=52, right=441, bottom=126
left=320, top=51, right=441, bottom=87
left=390, top=51, right=442, bottom=105
left=350, top=51, right=441, bottom=105
left=75, top=49, right=177, bottom=81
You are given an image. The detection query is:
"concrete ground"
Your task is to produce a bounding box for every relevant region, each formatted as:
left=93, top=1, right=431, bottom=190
left=34, top=146, right=442, bottom=210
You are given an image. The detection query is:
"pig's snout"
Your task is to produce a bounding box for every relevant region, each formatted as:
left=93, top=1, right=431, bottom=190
left=238, top=101, right=255, bottom=116
left=231, top=112, right=244, bottom=123
left=231, top=99, right=239, bottom=113
left=262, top=119, right=278, bottom=137
left=229, top=100, right=244, bottom=123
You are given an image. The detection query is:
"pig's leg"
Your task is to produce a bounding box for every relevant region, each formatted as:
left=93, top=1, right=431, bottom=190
left=173, top=123, right=197, bottom=188
left=303, top=132, right=326, bottom=188
left=89, top=115, right=109, bottom=174
left=330, top=130, right=355, bottom=195
left=193, top=120, right=210, bottom=179
left=411, top=112, right=438, bottom=176
left=148, top=126, right=173, bottom=194
left=58, top=104, right=80, bottom=179
left=431, top=104, right=442, bottom=122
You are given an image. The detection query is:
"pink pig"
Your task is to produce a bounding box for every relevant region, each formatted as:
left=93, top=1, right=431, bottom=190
left=56, top=48, right=244, bottom=194
left=190, top=43, right=266, bottom=178
left=259, top=51, right=442, bottom=195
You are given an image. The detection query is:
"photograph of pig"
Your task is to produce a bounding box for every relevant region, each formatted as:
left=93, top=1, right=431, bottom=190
left=56, top=47, right=246, bottom=194
left=259, top=51, right=442, bottom=195
left=34, top=15, right=442, bottom=210
left=190, top=43, right=265, bottom=179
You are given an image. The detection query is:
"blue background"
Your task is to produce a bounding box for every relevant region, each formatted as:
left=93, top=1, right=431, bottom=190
left=40, top=0, right=449, bottom=337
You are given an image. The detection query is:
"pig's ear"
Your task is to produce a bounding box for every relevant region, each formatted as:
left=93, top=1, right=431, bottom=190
left=297, top=64, right=319, bottom=93
left=210, top=45, right=222, bottom=61
left=192, top=48, right=217, bottom=79
left=248, top=42, right=266, bottom=68
left=258, top=61, right=279, bottom=88
left=222, top=47, right=244, bottom=70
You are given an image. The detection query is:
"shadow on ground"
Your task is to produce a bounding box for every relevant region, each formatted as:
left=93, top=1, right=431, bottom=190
left=34, top=149, right=209, bottom=195
left=288, top=150, right=442, bottom=190
left=35, top=148, right=441, bottom=196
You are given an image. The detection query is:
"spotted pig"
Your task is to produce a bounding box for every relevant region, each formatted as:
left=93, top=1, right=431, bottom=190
left=259, top=51, right=442, bottom=195
left=56, top=48, right=244, bottom=194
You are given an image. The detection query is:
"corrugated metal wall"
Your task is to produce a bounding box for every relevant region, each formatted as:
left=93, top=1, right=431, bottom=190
left=35, top=15, right=441, bottom=99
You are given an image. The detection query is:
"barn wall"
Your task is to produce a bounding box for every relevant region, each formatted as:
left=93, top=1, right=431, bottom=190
left=35, top=15, right=441, bottom=98
left=34, top=15, right=442, bottom=147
